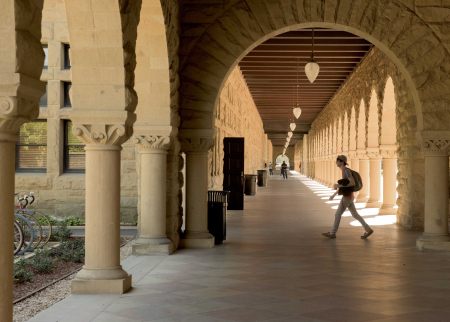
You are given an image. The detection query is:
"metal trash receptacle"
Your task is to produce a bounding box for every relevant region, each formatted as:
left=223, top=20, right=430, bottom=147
left=207, top=191, right=229, bottom=245
left=244, top=174, right=257, bottom=195
left=257, top=170, right=268, bottom=187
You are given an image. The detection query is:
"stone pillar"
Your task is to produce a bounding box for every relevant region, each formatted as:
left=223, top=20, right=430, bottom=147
left=366, top=150, right=382, bottom=208
left=71, top=124, right=131, bottom=294
left=356, top=151, right=370, bottom=202
left=416, top=138, right=450, bottom=252
left=180, top=137, right=214, bottom=248
left=379, top=147, right=398, bottom=215
left=329, top=159, right=335, bottom=187
left=132, top=135, right=174, bottom=255
left=349, top=152, right=359, bottom=199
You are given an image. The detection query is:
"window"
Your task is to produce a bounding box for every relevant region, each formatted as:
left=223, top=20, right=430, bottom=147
left=64, top=44, right=71, bottom=69
left=64, top=121, right=85, bottom=173
left=63, top=82, right=71, bottom=107
left=16, top=121, right=47, bottom=172
left=43, top=45, right=48, bottom=69
left=39, top=83, right=47, bottom=108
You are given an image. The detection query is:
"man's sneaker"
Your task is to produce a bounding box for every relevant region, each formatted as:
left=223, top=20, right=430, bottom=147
left=322, top=232, right=336, bottom=238
left=361, top=229, right=374, bottom=239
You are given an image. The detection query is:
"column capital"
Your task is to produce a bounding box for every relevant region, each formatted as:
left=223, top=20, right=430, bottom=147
left=380, top=145, right=398, bottom=159
left=348, top=150, right=357, bottom=159
left=366, top=148, right=381, bottom=159
left=356, top=149, right=368, bottom=159
left=133, top=135, right=170, bottom=151
left=180, top=137, right=214, bottom=153
left=72, top=123, right=131, bottom=147
left=417, top=139, right=450, bottom=156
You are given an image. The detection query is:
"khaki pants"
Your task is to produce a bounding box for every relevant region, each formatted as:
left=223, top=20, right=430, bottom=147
left=330, top=198, right=371, bottom=234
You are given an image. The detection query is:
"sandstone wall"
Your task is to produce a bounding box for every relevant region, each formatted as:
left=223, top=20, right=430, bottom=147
left=308, top=47, right=423, bottom=229
left=294, top=140, right=303, bottom=172
left=208, top=66, right=269, bottom=190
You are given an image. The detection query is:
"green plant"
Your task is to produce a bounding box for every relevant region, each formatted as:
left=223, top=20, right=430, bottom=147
left=33, top=249, right=57, bottom=272
left=37, top=215, right=58, bottom=226
left=131, top=219, right=138, bottom=226
left=60, top=239, right=85, bottom=263
left=13, top=259, right=34, bottom=282
left=66, top=217, right=84, bottom=226
left=52, top=219, right=73, bottom=241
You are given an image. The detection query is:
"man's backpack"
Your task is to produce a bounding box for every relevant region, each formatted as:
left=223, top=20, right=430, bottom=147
left=351, top=170, right=363, bottom=192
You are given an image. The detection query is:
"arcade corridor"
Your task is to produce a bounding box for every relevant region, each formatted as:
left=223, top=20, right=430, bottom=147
left=29, top=172, right=450, bottom=322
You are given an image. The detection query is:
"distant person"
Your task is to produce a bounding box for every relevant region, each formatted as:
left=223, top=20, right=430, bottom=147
left=322, top=155, right=373, bottom=239
left=281, top=161, right=288, bottom=179
left=264, top=162, right=267, bottom=169
left=299, top=163, right=301, bottom=173
left=269, top=162, right=273, bottom=176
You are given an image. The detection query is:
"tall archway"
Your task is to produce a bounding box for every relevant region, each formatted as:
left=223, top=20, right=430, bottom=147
left=367, top=90, right=382, bottom=207
left=356, top=99, right=369, bottom=202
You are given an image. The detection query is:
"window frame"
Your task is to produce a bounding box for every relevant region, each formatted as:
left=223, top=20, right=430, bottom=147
left=39, top=82, right=47, bottom=108
left=63, top=82, right=72, bottom=107
left=15, top=120, right=48, bottom=173
left=43, top=44, right=48, bottom=70
left=63, top=44, right=71, bottom=70
left=64, top=120, right=85, bottom=174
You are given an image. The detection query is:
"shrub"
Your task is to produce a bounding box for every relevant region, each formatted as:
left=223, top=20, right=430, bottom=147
left=37, top=215, right=58, bottom=226
left=66, top=217, right=84, bottom=226
left=33, top=249, right=56, bottom=273
left=52, top=219, right=73, bottom=241
left=14, top=259, right=34, bottom=282
left=51, top=239, right=85, bottom=263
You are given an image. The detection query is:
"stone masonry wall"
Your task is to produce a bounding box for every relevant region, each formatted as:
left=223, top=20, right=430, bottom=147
left=294, top=140, right=303, bottom=172
left=208, top=66, right=270, bottom=190
left=308, top=47, right=423, bottom=229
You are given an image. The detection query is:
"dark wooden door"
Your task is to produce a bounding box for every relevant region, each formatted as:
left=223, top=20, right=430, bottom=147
left=223, top=138, right=244, bottom=210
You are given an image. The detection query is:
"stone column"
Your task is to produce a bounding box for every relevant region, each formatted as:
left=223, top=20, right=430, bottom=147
left=416, top=138, right=450, bottom=252
left=329, top=158, right=335, bottom=187
left=379, top=146, right=398, bottom=215
left=366, top=150, right=382, bottom=208
left=180, top=137, right=214, bottom=248
left=71, top=124, right=131, bottom=294
left=356, top=151, right=370, bottom=202
left=348, top=152, right=359, bottom=199
left=132, top=135, right=173, bottom=255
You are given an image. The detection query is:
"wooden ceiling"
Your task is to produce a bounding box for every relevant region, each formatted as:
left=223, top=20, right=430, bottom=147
left=238, top=28, right=373, bottom=147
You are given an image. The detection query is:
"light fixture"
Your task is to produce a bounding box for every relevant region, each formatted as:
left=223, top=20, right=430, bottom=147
left=305, top=28, right=320, bottom=83
left=288, top=131, right=293, bottom=138
left=290, top=122, right=296, bottom=131
left=293, top=60, right=302, bottom=119
left=286, top=137, right=291, bottom=142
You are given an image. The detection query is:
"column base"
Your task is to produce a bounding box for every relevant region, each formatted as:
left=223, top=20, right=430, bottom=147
left=71, top=275, right=132, bottom=294
left=132, top=238, right=174, bottom=255
left=365, top=201, right=381, bottom=208
left=379, top=206, right=397, bottom=215
left=417, top=238, right=450, bottom=252
left=179, top=237, right=214, bottom=248
left=355, top=195, right=368, bottom=203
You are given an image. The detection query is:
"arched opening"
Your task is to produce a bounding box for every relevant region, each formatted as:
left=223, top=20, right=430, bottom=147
left=349, top=106, right=357, bottom=153
left=276, top=154, right=290, bottom=170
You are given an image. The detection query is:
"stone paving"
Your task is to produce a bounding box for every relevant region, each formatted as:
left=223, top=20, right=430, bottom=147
left=28, top=172, right=450, bottom=322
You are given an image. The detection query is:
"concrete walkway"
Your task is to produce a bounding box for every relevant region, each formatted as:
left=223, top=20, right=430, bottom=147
left=28, top=172, right=450, bottom=322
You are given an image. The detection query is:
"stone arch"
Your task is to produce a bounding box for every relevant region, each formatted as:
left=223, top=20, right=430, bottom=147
left=381, top=77, right=396, bottom=146
left=175, top=1, right=450, bottom=136
left=337, top=117, right=342, bottom=154
left=357, top=100, right=366, bottom=151
left=349, top=106, right=357, bottom=152
left=342, top=111, right=349, bottom=154
left=367, top=90, right=379, bottom=149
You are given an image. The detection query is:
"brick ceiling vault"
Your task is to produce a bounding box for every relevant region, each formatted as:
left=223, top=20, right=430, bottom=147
left=238, top=28, right=373, bottom=147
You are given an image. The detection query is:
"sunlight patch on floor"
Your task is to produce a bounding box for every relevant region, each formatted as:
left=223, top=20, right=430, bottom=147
left=350, top=215, right=397, bottom=226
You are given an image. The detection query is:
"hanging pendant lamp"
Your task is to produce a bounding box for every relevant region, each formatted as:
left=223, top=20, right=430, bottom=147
left=293, top=59, right=302, bottom=119
left=290, top=122, right=296, bottom=131
left=288, top=131, right=293, bottom=138
left=305, top=28, right=320, bottom=83
left=286, top=137, right=291, bottom=143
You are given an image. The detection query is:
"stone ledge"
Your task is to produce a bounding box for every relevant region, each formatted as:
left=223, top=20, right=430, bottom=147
left=416, top=240, right=450, bottom=252
left=71, top=275, right=132, bottom=294
left=132, top=242, right=174, bottom=255
left=178, top=237, right=214, bottom=249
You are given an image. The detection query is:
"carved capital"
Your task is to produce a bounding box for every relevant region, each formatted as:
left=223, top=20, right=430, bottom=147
left=418, top=139, right=450, bottom=156
left=133, top=135, right=170, bottom=151
left=366, top=149, right=381, bottom=159
left=72, top=123, right=130, bottom=146
left=180, top=137, right=214, bottom=153
left=380, top=145, right=398, bottom=159
left=356, top=150, right=368, bottom=159
left=0, top=95, right=39, bottom=139
left=348, top=151, right=357, bottom=160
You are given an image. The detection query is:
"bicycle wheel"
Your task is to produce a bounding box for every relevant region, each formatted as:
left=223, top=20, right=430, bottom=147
left=32, top=211, right=52, bottom=247
left=20, top=213, right=42, bottom=250
left=14, top=214, right=34, bottom=254
left=14, top=221, right=24, bottom=255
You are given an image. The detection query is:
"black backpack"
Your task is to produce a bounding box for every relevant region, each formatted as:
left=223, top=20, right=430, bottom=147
left=350, top=170, right=363, bottom=192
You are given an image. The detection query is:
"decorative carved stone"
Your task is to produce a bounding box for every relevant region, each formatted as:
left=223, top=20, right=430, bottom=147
left=418, top=139, right=450, bottom=155
left=356, top=150, right=368, bottom=159
left=180, top=137, right=214, bottom=153
left=380, top=149, right=398, bottom=159
left=133, top=135, right=171, bottom=151
left=0, top=94, right=40, bottom=138
left=72, top=123, right=130, bottom=146
left=367, top=151, right=381, bottom=159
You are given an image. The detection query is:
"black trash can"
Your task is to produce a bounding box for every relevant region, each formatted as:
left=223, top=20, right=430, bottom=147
left=244, top=174, right=257, bottom=195
left=207, top=191, right=229, bottom=245
left=257, top=170, right=268, bottom=187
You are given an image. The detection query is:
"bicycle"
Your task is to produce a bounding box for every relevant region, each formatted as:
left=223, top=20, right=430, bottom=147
left=14, top=220, right=24, bottom=255
left=14, top=213, right=34, bottom=255
left=23, top=192, right=53, bottom=248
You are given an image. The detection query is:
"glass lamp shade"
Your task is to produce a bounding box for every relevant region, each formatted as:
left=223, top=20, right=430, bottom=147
left=284, top=143, right=288, bottom=148
left=305, top=60, right=320, bottom=83
left=286, top=137, right=291, bottom=143
left=293, top=105, right=302, bottom=119
left=290, top=122, right=296, bottom=131
left=288, top=131, right=293, bottom=138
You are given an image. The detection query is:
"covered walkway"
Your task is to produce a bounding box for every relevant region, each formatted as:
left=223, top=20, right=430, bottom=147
left=29, top=172, right=450, bottom=322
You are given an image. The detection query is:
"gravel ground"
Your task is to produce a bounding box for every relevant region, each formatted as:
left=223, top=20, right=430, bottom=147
left=13, top=239, right=134, bottom=322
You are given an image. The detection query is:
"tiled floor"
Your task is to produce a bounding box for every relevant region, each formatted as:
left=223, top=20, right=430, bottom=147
left=28, top=171, right=450, bottom=322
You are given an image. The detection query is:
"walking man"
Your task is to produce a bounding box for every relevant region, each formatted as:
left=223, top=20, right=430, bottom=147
left=281, top=161, right=288, bottom=179
left=269, top=162, right=273, bottom=176
left=322, top=155, right=374, bottom=239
